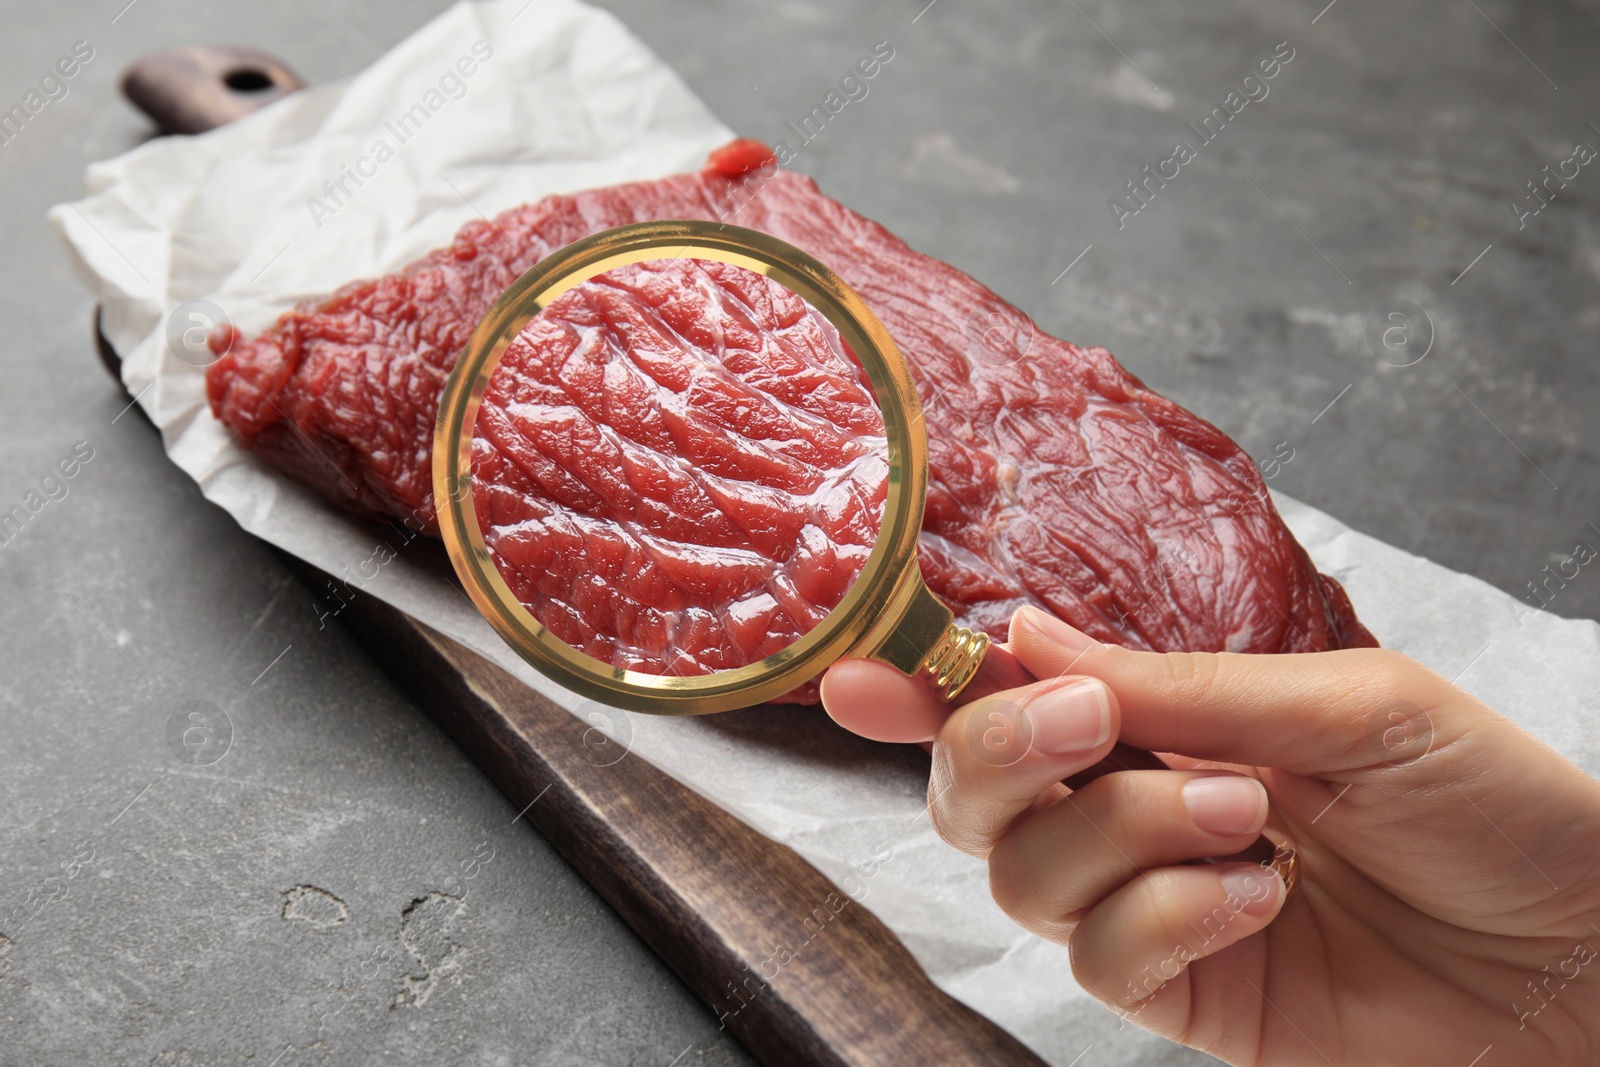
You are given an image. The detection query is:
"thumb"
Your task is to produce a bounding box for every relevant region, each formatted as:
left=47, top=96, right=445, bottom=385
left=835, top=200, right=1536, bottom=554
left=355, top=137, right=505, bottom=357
left=1009, top=606, right=1466, bottom=775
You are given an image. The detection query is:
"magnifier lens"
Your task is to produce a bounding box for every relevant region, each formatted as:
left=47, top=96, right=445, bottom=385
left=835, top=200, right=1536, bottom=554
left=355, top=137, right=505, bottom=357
left=468, top=256, right=889, bottom=693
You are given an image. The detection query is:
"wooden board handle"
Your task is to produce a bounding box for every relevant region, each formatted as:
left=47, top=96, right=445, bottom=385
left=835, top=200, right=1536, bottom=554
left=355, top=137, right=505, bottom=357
left=121, top=46, right=302, bottom=135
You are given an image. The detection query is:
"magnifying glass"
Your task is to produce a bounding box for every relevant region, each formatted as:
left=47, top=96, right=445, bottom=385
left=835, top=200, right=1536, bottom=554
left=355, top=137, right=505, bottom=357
left=434, top=220, right=1294, bottom=885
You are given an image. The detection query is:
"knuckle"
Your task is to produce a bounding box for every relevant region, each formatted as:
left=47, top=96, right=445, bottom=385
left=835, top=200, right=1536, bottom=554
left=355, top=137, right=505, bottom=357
left=1071, top=770, right=1132, bottom=810
left=986, top=840, right=1028, bottom=919
left=1345, top=647, right=1448, bottom=719
left=988, top=841, right=1084, bottom=942
left=1067, top=929, right=1113, bottom=995
left=926, top=796, right=957, bottom=849
left=926, top=759, right=956, bottom=845
left=1348, top=647, right=1416, bottom=693
left=1059, top=773, right=1135, bottom=840
left=1153, top=650, right=1224, bottom=703
left=1342, top=648, right=1460, bottom=765
left=925, top=745, right=984, bottom=855
left=934, top=810, right=992, bottom=857
left=1138, top=870, right=1196, bottom=946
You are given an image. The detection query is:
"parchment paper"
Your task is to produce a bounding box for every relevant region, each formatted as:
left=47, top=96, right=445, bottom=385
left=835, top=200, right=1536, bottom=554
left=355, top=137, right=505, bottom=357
left=51, top=2, right=1600, bottom=1062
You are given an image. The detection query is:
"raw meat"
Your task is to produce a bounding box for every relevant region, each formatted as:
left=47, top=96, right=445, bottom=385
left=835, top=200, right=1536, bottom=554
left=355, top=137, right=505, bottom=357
left=472, top=257, right=887, bottom=674
left=207, top=140, right=1376, bottom=691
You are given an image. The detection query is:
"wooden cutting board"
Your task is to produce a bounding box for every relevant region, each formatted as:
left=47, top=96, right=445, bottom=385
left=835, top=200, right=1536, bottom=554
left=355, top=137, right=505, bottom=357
left=97, top=47, right=1047, bottom=1067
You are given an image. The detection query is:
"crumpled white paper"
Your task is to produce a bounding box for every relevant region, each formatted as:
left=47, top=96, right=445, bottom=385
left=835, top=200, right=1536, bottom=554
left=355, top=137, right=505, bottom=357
left=51, top=1, right=1600, bottom=1063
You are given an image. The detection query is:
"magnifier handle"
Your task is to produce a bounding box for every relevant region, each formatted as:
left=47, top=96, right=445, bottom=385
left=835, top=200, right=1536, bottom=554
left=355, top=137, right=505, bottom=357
left=961, top=643, right=1282, bottom=868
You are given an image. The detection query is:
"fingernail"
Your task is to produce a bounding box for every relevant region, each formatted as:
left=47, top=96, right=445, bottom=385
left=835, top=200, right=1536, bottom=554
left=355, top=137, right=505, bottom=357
left=1182, top=776, right=1268, bottom=837
left=1219, top=865, right=1285, bottom=917
left=1023, top=679, right=1111, bottom=756
left=1016, top=606, right=1097, bottom=655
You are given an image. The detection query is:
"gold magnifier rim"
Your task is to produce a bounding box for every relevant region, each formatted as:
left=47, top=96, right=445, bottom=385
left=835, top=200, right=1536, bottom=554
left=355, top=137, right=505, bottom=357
left=433, top=220, right=928, bottom=715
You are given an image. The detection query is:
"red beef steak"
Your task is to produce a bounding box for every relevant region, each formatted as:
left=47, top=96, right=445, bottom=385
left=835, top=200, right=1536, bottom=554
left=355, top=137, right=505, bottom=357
left=206, top=140, right=1375, bottom=691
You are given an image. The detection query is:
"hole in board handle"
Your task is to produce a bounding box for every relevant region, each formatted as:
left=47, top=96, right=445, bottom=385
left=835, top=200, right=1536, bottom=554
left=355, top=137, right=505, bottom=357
left=224, top=68, right=274, bottom=93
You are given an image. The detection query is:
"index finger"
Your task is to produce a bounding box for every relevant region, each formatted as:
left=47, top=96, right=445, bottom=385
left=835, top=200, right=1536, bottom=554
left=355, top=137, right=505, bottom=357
left=1009, top=606, right=1464, bottom=773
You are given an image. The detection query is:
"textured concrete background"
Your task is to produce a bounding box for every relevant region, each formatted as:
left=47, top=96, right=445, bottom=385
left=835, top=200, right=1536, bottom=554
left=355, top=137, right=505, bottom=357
left=2, top=0, right=1597, bottom=1064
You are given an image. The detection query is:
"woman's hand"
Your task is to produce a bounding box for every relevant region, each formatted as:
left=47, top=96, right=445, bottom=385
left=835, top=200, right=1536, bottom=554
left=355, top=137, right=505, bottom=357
left=819, top=606, right=1600, bottom=1065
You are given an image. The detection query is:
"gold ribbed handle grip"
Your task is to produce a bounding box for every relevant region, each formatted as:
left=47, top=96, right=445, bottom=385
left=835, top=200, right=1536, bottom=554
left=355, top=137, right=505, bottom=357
left=919, top=623, right=990, bottom=702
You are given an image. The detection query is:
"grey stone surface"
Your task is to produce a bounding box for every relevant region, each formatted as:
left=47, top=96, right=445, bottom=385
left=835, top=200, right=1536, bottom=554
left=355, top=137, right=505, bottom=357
left=603, top=0, right=1600, bottom=627
left=1, top=0, right=1596, bottom=1065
